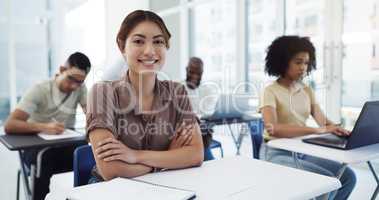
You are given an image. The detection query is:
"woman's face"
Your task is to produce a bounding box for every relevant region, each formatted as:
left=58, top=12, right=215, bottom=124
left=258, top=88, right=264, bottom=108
left=122, top=21, right=167, bottom=75
left=285, top=51, right=309, bottom=81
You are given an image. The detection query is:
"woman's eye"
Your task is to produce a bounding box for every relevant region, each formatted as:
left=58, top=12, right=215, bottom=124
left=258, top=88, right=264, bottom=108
left=154, top=40, right=165, bottom=45
left=133, top=39, right=144, bottom=44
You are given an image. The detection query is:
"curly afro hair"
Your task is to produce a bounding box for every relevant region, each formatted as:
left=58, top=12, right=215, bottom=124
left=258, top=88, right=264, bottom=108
left=265, top=35, right=316, bottom=77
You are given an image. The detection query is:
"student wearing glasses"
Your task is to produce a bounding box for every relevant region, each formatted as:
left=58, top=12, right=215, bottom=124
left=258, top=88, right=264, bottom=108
left=260, top=36, right=356, bottom=200
left=4, top=52, right=91, bottom=200
left=86, top=10, right=204, bottom=183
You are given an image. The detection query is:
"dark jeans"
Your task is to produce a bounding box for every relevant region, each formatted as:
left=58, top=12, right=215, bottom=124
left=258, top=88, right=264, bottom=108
left=261, top=144, right=356, bottom=200
left=22, top=143, right=85, bottom=200
left=88, top=174, right=102, bottom=184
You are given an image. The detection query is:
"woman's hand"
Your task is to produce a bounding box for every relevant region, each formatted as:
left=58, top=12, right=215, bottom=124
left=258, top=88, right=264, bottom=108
left=317, top=125, right=351, bottom=136
left=95, top=138, right=138, bottom=164
left=169, top=123, right=194, bottom=150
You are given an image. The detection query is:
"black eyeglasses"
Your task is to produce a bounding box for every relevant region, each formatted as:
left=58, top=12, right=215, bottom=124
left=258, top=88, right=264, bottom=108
left=66, top=75, right=84, bottom=85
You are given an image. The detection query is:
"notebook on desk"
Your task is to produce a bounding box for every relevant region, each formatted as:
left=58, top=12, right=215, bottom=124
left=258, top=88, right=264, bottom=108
left=66, top=177, right=196, bottom=200
left=38, top=129, right=84, bottom=140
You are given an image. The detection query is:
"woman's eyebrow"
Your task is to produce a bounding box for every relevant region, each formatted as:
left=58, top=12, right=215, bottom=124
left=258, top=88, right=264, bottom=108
left=153, top=34, right=164, bottom=39
left=131, top=34, right=164, bottom=39
left=131, top=34, right=146, bottom=38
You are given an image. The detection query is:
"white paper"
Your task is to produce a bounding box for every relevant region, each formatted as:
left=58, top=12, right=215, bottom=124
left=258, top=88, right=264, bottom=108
left=38, top=129, right=83, bottom=140
left=66, top=178, right=195, bottom=200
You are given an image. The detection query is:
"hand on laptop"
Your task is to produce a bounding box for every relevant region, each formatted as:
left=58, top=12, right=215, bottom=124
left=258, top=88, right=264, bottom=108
left=317, top=125, right=351, bottom=136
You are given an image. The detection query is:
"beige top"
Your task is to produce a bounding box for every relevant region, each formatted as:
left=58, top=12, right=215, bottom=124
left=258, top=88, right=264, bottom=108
left=86, top=73, right=196, bottom=151
left=260, top=81, right=317, bottom=140
left=16, top=79, right=87, bottom=128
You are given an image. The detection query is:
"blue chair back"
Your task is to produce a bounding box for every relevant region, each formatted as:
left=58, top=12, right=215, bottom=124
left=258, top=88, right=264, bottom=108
left=205, top=139, right=224, bottom=161
left=73, top=145, right=96, bottom=187
left=248, top=119, right=264, bottom=159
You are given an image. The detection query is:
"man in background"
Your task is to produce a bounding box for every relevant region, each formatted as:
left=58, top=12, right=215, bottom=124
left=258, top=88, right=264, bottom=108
left=184, top=57, right=218, bottom=160
left=5, top=52, right=91, bottom=200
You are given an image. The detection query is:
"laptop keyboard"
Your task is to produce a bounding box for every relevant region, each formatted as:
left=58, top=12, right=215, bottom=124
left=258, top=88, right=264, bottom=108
left=309, top=134, right=348, bottom=147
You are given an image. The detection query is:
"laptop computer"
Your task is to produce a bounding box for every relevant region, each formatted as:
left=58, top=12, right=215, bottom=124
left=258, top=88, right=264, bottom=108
left=302, top=101, right=379, bottom=150
left=201, top=94, right=257, bottom=121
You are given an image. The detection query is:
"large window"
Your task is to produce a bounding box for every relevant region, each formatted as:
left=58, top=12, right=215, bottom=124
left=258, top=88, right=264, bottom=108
left=160, top=12, right=182, bottom=81
left=191, top=0, right=237, bottom=93
left=0, top=0, right=49, bottom=124
left=63, top=0, right=105, bottom=87
left=150, top=0, right=180, bottom=12
left=247, top=0, right=284, bottom=93
left=151, top=0, right=374, bottom=129
left=0, top=20, right=10, bottom=123
left=285, top=0, right=330, bottom=116
left=0, top=0, right=105, bottom=126
left=342, top=0, right=379, bottom=129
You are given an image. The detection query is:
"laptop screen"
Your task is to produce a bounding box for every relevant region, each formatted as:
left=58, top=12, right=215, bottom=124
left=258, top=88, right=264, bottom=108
left=348, top=101, right=379, bottom=148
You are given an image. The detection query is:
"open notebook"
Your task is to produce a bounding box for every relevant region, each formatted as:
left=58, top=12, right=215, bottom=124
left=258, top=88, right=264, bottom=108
left=66, top=177, right=196, bottom=200
left=38, top=129, right=83, bottom=140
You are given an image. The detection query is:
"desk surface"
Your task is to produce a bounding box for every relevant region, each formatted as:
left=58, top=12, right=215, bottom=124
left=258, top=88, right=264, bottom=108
left=135, top=156, right=340, bottom=200
left=200, top=114, right=261, bottom=125
left=0, top=133, right=87, bottom=151
left=267, top=135, right=379, bottom=164
left=47, top=156, right=341, bottom=200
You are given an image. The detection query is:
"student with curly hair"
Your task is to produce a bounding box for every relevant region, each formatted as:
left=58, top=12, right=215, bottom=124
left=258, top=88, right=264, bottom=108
left=260, top=35, right=356, bottom=200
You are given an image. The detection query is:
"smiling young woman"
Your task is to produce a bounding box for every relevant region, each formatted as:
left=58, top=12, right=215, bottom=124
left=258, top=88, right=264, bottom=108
left=86, top=10, right=204, bottom=183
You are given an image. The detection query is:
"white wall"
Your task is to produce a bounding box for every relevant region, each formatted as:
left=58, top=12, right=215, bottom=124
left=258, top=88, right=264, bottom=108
left=159, top=12, right=182, bottom=81
left=149, top=1, right=186, bottom=82
left=104, top=0, right=149, bottom=67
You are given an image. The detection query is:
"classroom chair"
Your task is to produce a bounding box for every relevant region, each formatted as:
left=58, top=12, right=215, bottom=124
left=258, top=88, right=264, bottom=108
left=209, top=139, right=224, bottom=158
left=73, top=145, right=95, bottom=187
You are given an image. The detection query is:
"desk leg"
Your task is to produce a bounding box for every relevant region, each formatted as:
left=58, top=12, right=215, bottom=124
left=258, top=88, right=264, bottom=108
left=30, top=165, right=35, bottom=200
left=236, top=124, right=248, bottom=154
left=18, top=151, right=32, bottom=200
left=18, top=147, right=50, bottom=200
left=367, top=161, right=379, bottom=200
left=227, top=123, right=248, bottom=155
left=227, top=123, right=242, bottom=155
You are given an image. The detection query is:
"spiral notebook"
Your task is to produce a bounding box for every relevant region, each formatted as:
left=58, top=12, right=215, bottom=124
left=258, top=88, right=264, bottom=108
left=66, top=177, right=196, bottom=200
